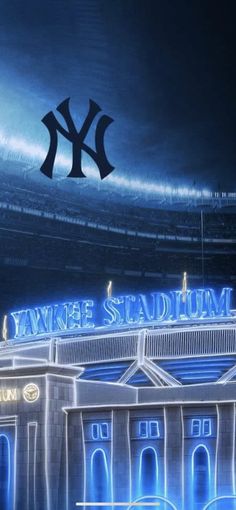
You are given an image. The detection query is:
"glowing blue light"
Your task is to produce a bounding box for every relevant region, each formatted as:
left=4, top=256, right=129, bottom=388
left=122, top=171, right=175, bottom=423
left=91, top=424, right=99, bottom=440
left=0, top=434, right=11, bottom=510
left=149, top=421, right=160, bottom=438
left=0, top=128, right=212, bottom=199
left=191, top=445, right=211, bottom=508
left=191, top=419, right=212, bottom=438
left=90, top=449, right=110, bottom=503
left=159, top=355, right=236, bottom=384
left=203, top=419, right=212, bottom=437
left=191, top=419, right=201, bottom=437
left=139, top=422, right=148, bottom=438
left=138, top=447, right=158, bottom=497
left=138, top=421, right=160, bottom=439
left=203, top=495, right=236, bottom=510
left=81, top=362, right=131, bottom=382
left=128, top=496, right=177, bottom=510
left=91, top=423, right=109, bottom=440
left=100, top=424, right=109, bottom=439
left=10, top=287, right=234, bottom=341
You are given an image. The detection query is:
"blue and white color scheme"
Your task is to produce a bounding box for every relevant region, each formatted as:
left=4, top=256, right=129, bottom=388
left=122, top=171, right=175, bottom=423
left=1, top=302, right=236, bottom=509
left=10, top=287, right=234, bottom=340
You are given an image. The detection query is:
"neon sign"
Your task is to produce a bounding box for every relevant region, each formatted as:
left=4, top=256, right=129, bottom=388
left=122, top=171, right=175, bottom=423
left=0, top=386, right=39, bottom=402
left=9, top=287, right=234, bottom=340
left=0, top=388, right=19, bottom=402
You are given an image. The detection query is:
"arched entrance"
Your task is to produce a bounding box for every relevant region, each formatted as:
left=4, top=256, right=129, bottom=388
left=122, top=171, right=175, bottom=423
left=203, top=495, right=236, bottom=510
left=90, top=448, right=110, bottom=505
left=128, top=495, right=178, bottom=510
left=138, top=447, right=158, bottom=496
left=192, top=444, right=210, bottom=508
left=0, top=434, right=11, bottom=510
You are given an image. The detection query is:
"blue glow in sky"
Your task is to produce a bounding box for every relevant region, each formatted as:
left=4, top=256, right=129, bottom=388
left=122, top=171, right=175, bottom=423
left=0, top=0, right=235, bottom=193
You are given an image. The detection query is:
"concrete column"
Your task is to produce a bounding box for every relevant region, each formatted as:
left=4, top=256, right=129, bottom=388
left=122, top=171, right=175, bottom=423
left=46, top=375, right=75, bottom=510
left=165, top=406, right=183, bottom=508
left=216, top=403, right=235, bottom=496
left=68, top=411, right=85, bottom=510
left=112, top=410, right=131, bottom=503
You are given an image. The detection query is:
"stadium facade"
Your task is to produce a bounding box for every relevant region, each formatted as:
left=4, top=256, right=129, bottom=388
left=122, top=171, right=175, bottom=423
left=1, top=289, right=236, bottom=510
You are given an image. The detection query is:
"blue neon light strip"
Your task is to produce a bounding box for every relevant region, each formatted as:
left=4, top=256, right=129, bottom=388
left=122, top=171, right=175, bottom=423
left=129, top=372, right=153, bottom=386
left=80, top=362, right=131, bottom=382
left=9, top=287, right=234, bottom=340
left=80, top=356, right=236, bottom=385
left=158, top=356, right=236, bottom=384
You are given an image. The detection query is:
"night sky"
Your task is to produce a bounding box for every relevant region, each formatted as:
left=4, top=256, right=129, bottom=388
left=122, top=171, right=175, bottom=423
left=0, top=0, right=235, bottom=191
left=0, top=0, right=236, bottom=321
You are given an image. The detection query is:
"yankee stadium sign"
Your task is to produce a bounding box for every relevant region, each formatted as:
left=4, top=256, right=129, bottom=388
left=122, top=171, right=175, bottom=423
left=9, top=287, right=233, bottom=340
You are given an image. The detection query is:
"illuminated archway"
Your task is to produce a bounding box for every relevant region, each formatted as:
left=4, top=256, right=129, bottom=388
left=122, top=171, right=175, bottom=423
left=192, top=444, right=210, bottom=506
left=90, top=448, right=110, bottom=503
left=0, top=434, right=11, bottom=510
left=203, top=495, right=236, bottom=509
left=128, top=495, right=177, bottom=510
left=138, top=447, right=158, bottom=496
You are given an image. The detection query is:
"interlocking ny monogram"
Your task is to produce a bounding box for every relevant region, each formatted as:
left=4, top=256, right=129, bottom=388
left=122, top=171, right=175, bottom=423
left=40, top=98, right=114, bottom=179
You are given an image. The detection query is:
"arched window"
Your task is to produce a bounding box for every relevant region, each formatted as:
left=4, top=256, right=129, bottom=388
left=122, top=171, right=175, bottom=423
left=0, top=435, right=10, bottom=510
left=139, top=447, right=158, bottom=496
left=91, top=449, right=110, bottom=504
left=192, top=445, right=210, bottom=506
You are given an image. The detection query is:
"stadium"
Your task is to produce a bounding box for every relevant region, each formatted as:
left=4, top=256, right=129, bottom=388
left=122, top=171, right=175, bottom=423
left=0, top=96, right=236, bottom=510
left=0, top=116, right=236, bottom=510
left=0, top=153, right=236, bottom=510
left=1, top=293, right=236, bottom=510
left=0, top=1, right=236, bottom=510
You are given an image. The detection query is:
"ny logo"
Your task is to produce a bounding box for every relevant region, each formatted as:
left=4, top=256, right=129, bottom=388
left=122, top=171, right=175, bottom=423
left=40, top=98, right=114, bottom=179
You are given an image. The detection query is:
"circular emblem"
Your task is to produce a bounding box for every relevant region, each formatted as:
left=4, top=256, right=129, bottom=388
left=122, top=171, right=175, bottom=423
left=23, top=383, right=40, bottom=403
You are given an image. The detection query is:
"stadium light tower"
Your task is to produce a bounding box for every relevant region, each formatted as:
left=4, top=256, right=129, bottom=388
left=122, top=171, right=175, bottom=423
left=107, top=280, right=113, bottom=298
left=182, top=272, right=188, bottom=303
left=2, top=315, right=8, bottom=342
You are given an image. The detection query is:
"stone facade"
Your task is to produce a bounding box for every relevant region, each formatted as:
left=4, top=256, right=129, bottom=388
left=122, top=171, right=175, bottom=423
left=0, top=325, right=236, bottom=510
